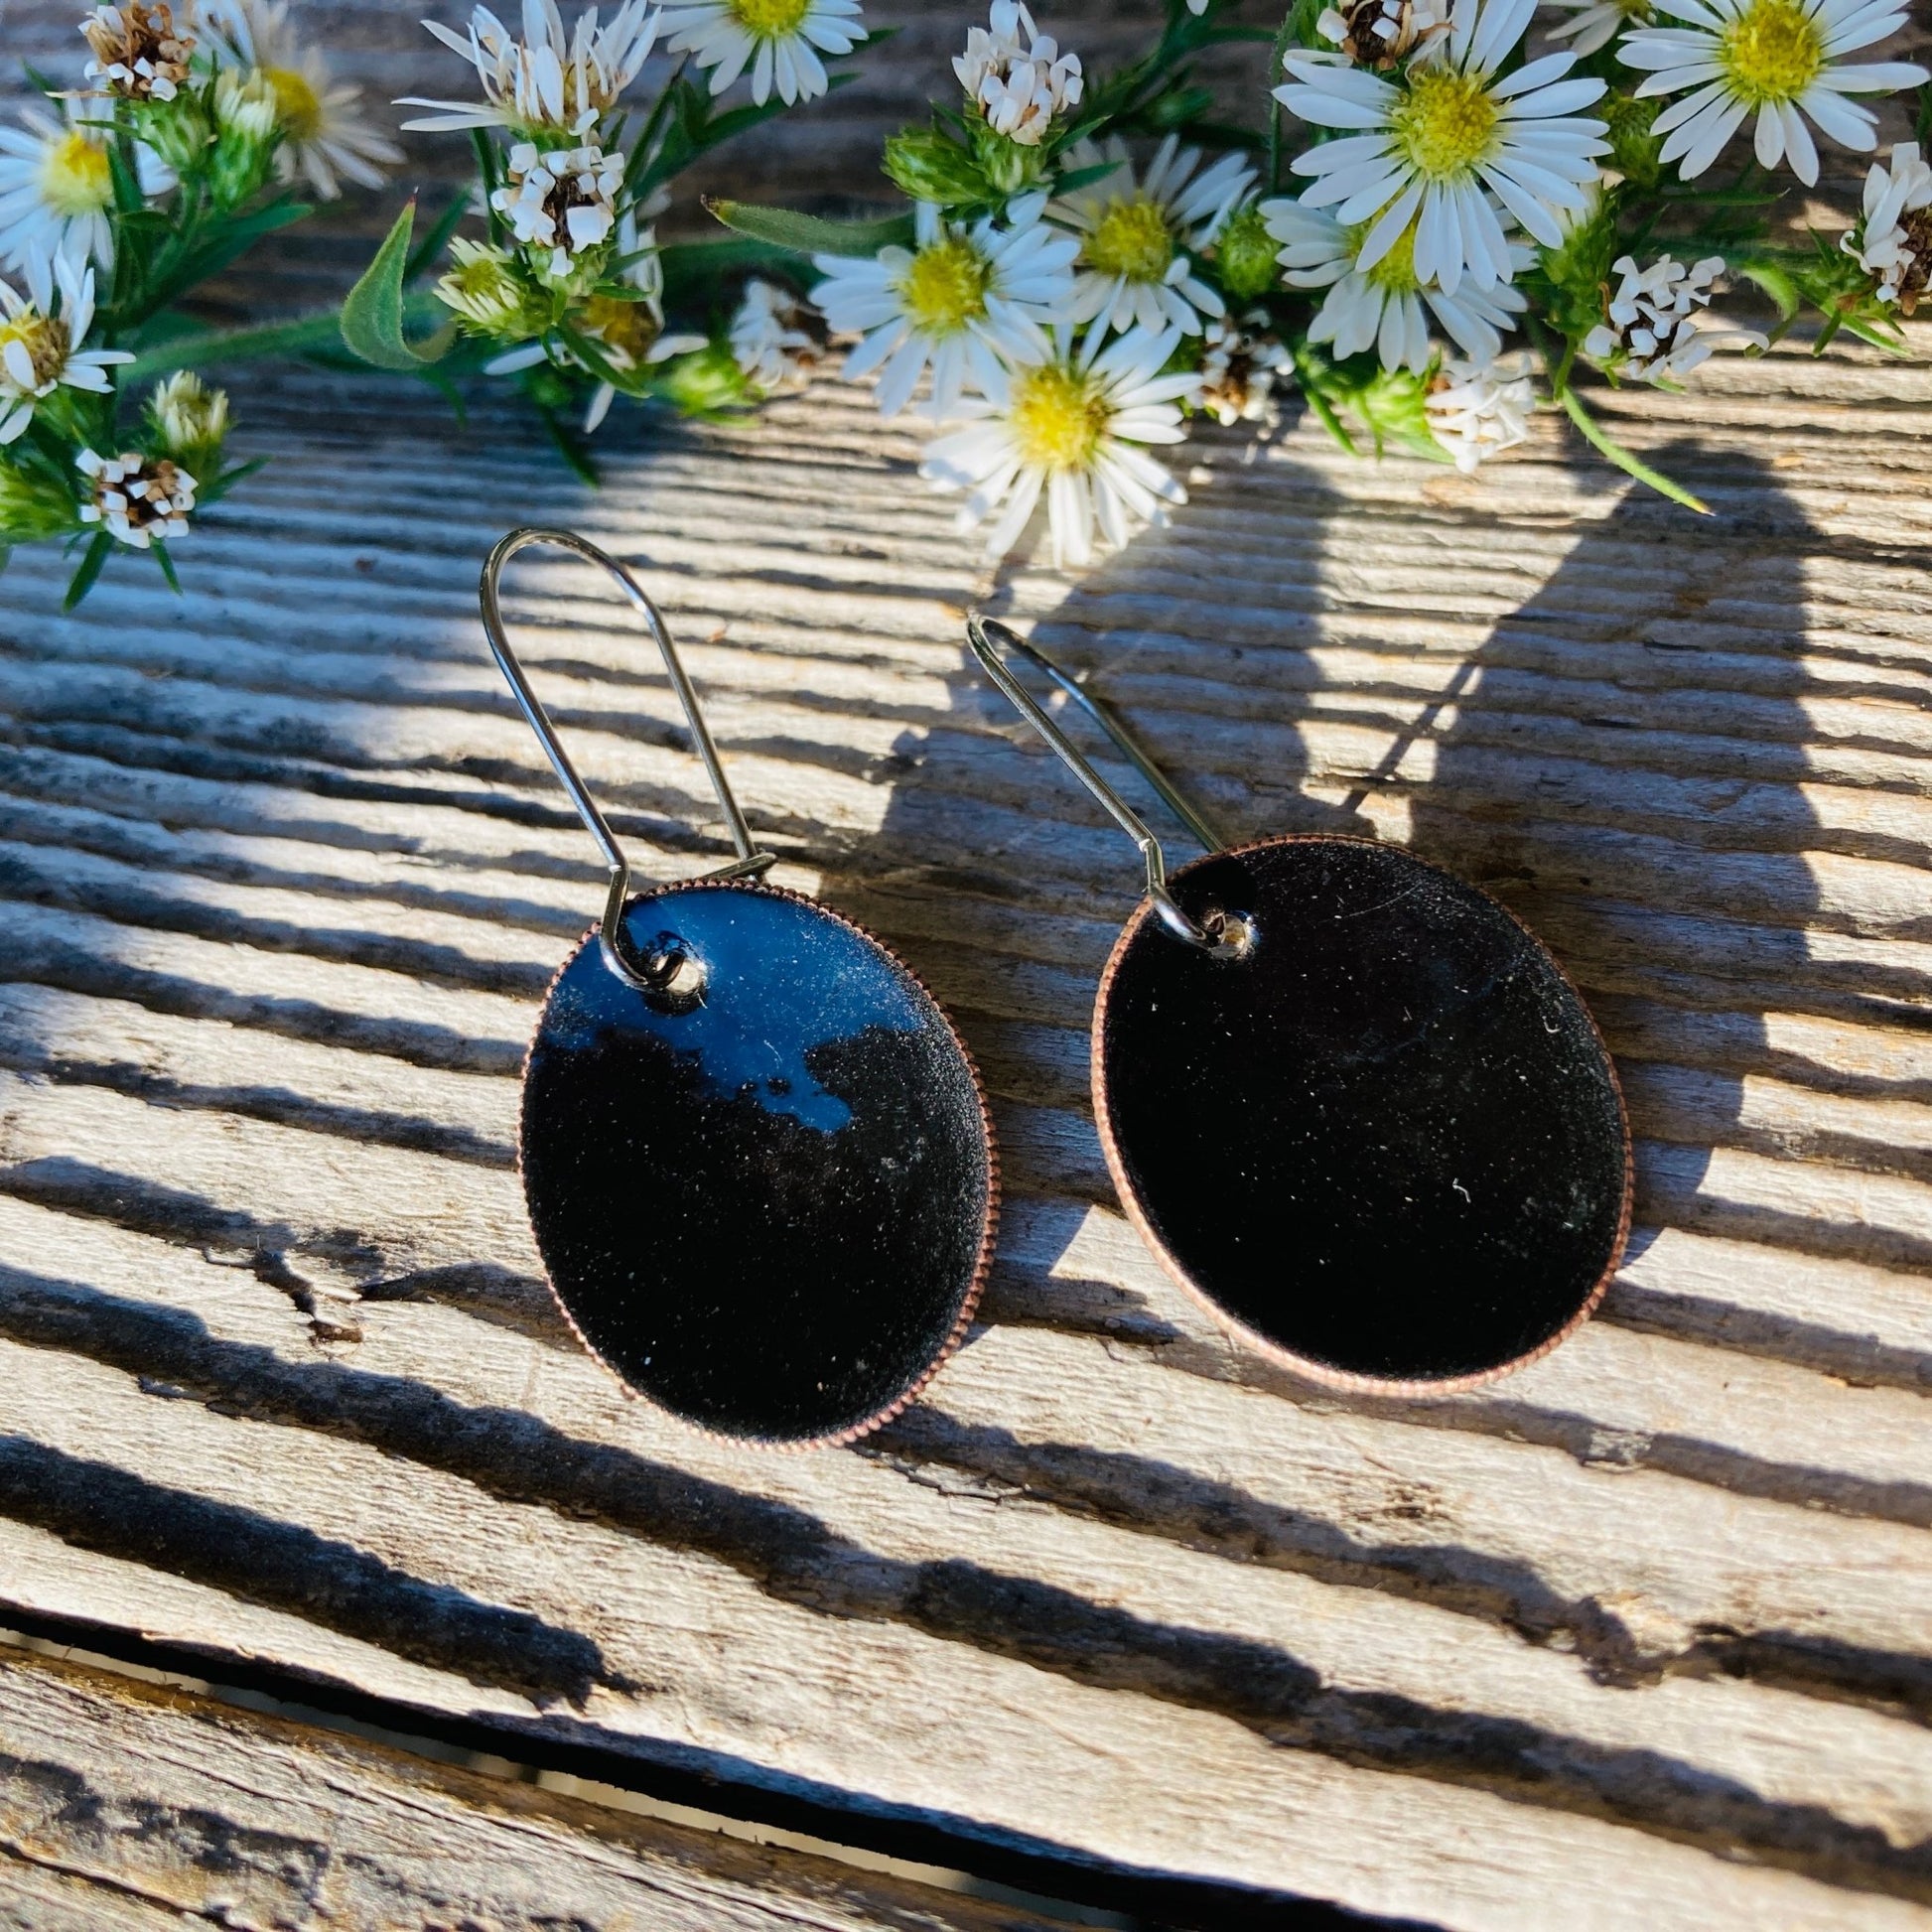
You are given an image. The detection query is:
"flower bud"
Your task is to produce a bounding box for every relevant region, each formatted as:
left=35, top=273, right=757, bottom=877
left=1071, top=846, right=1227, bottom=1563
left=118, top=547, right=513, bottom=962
left=146, top=370, right=230, bottom=475
left=0, top=464, right=80, bottom=544
left=883, top=129, right=996, bottom=208
left=1212, top=205, right=1280, bottom=301
left=436, top=238, right=543, bottom=338
left=207, top=69, right=280, bottom=207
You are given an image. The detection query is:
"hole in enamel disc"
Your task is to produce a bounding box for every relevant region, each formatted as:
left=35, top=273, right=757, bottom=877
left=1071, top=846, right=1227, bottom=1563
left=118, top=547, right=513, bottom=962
left=1200, top=905, right=1256, bottom=959
left=641, top=934, right=708, bottom=1011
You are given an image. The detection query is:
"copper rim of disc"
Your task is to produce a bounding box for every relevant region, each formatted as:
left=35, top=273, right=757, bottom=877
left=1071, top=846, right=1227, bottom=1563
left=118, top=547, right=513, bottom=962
left=518, top=875, right=1001, bottom=1449
left=1090, top=833, right=1633, bottom=1398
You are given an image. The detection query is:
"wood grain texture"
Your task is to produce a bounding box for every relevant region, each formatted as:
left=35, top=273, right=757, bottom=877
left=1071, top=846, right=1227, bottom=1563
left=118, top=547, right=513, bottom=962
left=0, top=1641, right=1063, bottom=1930
left=3, top=0, right=1932, bottom=1925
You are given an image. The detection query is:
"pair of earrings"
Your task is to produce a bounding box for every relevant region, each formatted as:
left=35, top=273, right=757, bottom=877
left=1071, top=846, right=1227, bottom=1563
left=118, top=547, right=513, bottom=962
left=483, top=529, right=1632, bottom=1449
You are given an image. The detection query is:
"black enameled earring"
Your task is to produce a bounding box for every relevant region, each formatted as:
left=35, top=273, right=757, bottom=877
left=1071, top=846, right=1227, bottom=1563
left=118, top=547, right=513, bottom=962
left=968, top=616, right=1631, bottom=1395
left=482, top=529, right=998, bottom=1447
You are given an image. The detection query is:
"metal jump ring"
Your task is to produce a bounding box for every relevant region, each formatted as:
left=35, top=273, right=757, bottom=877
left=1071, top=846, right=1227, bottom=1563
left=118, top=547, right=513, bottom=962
left=480, top=527, right=776, bottom=986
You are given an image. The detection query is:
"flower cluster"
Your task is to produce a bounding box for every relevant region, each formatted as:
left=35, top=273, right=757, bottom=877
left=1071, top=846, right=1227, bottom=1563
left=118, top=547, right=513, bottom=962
left=1583, top=252, right=1768, bottom=380
left=0, top=0, right=398, bottom=601
left=707, top=0, right=1924, bottom=559
left=956, top=1, right=1085, bottom=147
left=345, top=0, right=871, bottom=464
left=811, top=2, right=1269, bottom=563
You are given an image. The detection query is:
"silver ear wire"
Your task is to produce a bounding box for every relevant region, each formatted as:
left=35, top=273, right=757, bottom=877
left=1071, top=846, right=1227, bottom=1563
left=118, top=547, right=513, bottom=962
left=481, top=527, right=776, bottom=985
left=966, top=614, right=1249, bottom=957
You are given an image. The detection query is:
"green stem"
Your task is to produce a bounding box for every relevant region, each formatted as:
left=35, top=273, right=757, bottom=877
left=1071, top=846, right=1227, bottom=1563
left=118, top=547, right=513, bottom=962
left=1266, top=14, right=1297, bottom=194
left=1556, top=385, right=1710, bottom=514
left=123, top=310, right=348, bottom=380
left=123, top=292, right=448, bottom=381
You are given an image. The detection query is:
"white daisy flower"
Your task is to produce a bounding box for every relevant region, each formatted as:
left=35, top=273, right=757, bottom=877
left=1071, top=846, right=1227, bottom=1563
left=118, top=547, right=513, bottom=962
left=658, top=0, right=864, bottom=106
left=1582, top=251, right=1766, bottom=380
left=1540, top=0, right=1655, bottom=57
left=919, top=324, right=1200, bottom=567
left=1426, top=348, right=1535, bottom=470
left=76, top=447, right=197, bottom=548
left=731, top=278, right=820, bottom=389
left=201, top=0, right=402, bottom=199
left=399, top=0, right=662, bottom=136
left=491, top=140, right=624, bottom=282
left=79, top=4, right=196, bottom=102
left=0, top=98, right=171, bottom=272
left=811, top=193, right=1078, bottom=417
left=1619, top=0, right=1928, bottom=188
left=1049, top=135, right=1257, bottom=339
left=1195, top=311, right=1293, bottom=424
left=0, top=248, right=132, bottom=445
left=955, top=1, right=1084, bottom=146
left=1842, top=140, right=1932, bottom=313
left=1318, top=0, right=1454, bottom=69
left=1276, top=0, right=1608, bottom=296
left=1264, top=194, right=1527, bottom=371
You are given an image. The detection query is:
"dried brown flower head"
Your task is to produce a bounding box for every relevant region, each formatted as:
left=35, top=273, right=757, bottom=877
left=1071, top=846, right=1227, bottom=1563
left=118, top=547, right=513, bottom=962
left=1317, top=0, right=1450, bottom=69
left=1897, top=207, right=1931, bottom=316
left=80, top=3, right=195, bottom=101
left=76, top=449, right=197, bottom=549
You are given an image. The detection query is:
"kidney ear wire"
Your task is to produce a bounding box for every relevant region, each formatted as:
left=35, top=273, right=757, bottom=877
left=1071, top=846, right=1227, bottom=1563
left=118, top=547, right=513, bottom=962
left=966, top=613, right=1250, bottom=958
left=481, top=526, right=775, bottom=985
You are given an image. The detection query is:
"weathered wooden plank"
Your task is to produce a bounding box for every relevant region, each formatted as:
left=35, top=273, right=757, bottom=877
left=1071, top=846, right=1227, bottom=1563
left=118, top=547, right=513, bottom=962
left=0, top=1641, right=1063, bottom=1931
left=2, top=2, right=1931, bottom=1908
left=1, top=1273, right=1931, bottom=1928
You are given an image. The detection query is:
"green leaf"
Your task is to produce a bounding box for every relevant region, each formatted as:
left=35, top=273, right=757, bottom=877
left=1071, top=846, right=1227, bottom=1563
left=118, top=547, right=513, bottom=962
left=1147, top=84, right=1214, bottom=130
left=1050, top=160, right=1125, bottom=196
left=1736, top=258, right=1800, bottom=323
left=660, top=234, right=798, bottom=305
left=197, top=455, right=270, bottom=506
left=341, top=202, right=459, bottom=371
left=1556, top=385, right=1710, bottom=513
left=64, top=531, right=115, bottom=611
left=553, top=320, right=638, bottom=394
left=406, top=190, right=473, bottom=283
left=704, top=198, right=916, bottom=257
left=152, top=539, right=183, bottom=596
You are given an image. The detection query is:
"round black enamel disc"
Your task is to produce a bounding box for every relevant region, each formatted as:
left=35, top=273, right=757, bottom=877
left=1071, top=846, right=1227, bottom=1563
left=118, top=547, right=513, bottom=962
left=521, top=882, right=997, bottom=1445
left=1094, top=837, right=1630, bottom=1391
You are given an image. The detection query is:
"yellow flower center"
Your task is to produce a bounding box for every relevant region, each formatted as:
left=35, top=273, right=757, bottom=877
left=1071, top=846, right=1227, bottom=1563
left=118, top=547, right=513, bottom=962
left=1083, top=197, right=1173, bottom=283
left=1390, top=69, right=1500, bottom=182
left=729, top=0, right=811, bottom=39
left=1351, top=215, right=1420, bottom=292
left=1719, top=0, right=1824, bottom=106
left=264, top=65, right=323, bottom=141
left=39, top=129, right=113, bottom=218
left=583, top=292, right=658, bottom=361
left=1009, top=362, right=1110, bottom=473
left=0, top=312, right=69, bottom=389
left=897, top=235, right=991, bottom=336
